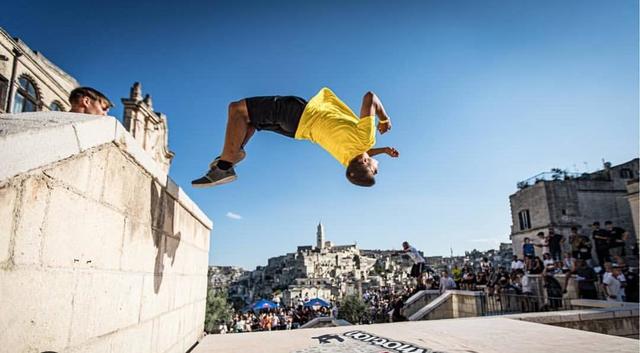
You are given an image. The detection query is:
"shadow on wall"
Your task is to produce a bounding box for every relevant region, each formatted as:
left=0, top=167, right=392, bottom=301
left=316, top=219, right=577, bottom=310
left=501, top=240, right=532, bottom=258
left=150, top=180, right=181, bottom=294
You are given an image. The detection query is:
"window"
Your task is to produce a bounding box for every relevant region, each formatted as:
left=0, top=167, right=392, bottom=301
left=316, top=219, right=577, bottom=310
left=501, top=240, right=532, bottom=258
left=49, top=101, right=64, bottom=111
left=518, top=210, right=531, bottom=230
left=620, top=168, right=633, bottom=179
left=13, top=76, right=39, bottom=113
left=0, top=76, right=8, bottom=113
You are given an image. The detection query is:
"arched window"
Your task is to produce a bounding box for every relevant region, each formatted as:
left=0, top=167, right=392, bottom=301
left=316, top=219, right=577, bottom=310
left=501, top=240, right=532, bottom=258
left=49, top=100, right=64, bottom=111
left=13, top=76, right=39, bottom=112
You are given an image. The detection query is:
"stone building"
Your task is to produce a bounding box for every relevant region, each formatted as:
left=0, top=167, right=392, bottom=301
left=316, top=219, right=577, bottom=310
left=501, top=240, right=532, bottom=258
left=227, top=222, right=415, bottom=307
left=626, top=179, right=639, bottom=249
left=0, top=27, right=77, bottom=113
left=509, top=159, right=639, bottom=259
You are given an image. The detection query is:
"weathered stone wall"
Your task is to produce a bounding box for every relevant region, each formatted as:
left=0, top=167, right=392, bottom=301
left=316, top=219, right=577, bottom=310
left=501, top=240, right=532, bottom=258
left=0, top=113, right=212, bottom=353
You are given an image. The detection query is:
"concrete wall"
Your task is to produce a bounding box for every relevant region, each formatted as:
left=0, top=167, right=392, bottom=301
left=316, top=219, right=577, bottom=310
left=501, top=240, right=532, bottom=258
left=401, top=290, right=440, bottom=319
left=0, top=112, right=212, bottom=353
left=507, top=303, right=640, bottom=339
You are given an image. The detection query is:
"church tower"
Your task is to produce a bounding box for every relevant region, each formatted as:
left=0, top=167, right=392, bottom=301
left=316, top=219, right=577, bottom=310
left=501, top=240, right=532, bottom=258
left=316, top=222, right=325, bottom=250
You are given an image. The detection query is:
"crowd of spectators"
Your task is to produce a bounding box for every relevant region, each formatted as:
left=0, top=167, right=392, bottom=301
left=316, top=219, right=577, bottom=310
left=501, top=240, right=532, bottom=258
left=218, top=221, right=637, bottom=333
left=219, top=304, right=332, bottom=334
left=420, top=222, right=639, bottom=305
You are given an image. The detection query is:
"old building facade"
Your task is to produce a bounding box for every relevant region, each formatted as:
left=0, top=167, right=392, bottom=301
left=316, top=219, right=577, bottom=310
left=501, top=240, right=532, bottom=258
left=509, top=159, right=639, bottom=259
left=0, top=27, right=77, bottom=113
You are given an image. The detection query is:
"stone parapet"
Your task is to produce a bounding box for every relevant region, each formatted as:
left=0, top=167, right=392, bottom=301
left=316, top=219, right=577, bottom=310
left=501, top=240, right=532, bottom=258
left=0, top=112, right=212, bottom=353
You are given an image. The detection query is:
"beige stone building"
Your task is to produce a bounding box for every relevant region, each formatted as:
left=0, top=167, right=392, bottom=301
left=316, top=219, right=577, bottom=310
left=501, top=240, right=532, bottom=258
left=509, top=159, right=639, bottom=259
left=0, top=27, right=77, bottom=113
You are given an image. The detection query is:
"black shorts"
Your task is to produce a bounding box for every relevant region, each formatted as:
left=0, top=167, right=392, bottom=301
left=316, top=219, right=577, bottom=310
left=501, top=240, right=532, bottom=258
left=245, top=96, right=307, bottom=138
left=410, top=263, right=426, bottom=278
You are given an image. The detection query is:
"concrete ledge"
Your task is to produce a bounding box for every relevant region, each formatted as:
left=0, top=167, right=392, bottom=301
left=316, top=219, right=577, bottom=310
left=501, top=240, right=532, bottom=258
left=299, top=317, right=352, bottom=329
left=0, top=112, right=212, bottom=230
left=409, top=291, right=451, bottom=321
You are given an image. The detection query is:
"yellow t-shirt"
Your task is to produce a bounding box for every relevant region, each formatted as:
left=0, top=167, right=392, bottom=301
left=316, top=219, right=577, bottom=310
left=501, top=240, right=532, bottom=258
left=294, top=87, right=376, bottom=167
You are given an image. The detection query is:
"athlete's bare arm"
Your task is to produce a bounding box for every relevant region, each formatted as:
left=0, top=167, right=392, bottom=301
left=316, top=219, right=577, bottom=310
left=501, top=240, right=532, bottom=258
left=360, top=91, right=392, bottom=134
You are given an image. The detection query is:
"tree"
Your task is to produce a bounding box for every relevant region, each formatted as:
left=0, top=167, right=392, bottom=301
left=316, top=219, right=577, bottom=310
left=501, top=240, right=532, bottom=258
left=204, top=289, right=233, bottom=333
left=337, top=294, right=367, bottom=324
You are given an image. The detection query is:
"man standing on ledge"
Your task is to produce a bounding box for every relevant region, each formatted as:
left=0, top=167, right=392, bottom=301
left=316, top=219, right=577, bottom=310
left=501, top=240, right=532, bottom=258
left=69, top=86, right=113, bottom=116
left=191, top=87, right=399, bottom=188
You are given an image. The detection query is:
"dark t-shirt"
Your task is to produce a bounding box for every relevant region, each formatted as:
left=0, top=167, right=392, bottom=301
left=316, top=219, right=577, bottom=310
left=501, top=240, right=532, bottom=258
left=549, top=233, right=563, bottom=251
left=575, top=266, right=597, bottom=291
left=592, top=229, right=610, bottom=249
left=608, top=227, right=626, bottom=248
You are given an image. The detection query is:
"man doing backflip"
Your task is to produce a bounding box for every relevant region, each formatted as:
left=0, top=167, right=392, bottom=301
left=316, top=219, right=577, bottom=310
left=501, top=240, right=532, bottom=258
left=191, top=87, right=399, bottom=188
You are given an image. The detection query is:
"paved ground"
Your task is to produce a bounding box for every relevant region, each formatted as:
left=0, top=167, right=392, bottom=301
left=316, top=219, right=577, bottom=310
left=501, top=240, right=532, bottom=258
left=192, top=316, right=638, bottom=353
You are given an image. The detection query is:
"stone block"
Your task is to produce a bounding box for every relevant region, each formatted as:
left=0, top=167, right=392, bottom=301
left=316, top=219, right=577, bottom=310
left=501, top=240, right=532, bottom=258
left=120, top=218, right=159, bottom=273
left=0, top=120, right=80, bottom=181
left=13, top=177, right=50, bottom=265
left=108, top=318, right=153, bottom=353
left=73, top=116, right=117, bottom=152
left=69, top=271, right=143, bottom=345
left=0, top=269, right=75, bottom=352
left=613, top=309, right=634, bottom=318
left=42, top=146, right=112, bottom=202
left=140, top=274, right=175, bottom=322
left=579, top=309, right=615, bottom=321
left=152, top=309, right=183, bottom=353
left=0, top=184, right=18, bottom=263
left=102, top=148, right=152, bottom=218
left=43, top=187, right=125, bottom=270
left=176, top=186, right=212, bottom=230
left=43, top=152, right=92, bottom=193
left=114, top=123, right=167, bottom=187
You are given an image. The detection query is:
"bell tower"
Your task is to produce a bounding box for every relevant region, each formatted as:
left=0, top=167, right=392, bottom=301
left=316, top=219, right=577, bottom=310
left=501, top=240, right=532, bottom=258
left=316, top=222, right=325, bottom=250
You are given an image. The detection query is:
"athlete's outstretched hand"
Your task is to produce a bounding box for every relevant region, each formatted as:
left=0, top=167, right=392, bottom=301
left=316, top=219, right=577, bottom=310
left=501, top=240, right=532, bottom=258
left=384, top=147, right=399, bottom=157
left=377, top=118, right=392, bottom=134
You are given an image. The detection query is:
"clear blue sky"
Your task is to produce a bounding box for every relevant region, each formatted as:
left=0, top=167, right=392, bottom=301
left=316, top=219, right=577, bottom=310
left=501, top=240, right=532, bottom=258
left=3, top=0, right=637, bottom=269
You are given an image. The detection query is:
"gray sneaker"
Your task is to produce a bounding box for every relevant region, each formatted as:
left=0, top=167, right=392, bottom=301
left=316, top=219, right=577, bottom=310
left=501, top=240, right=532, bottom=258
left=191, top=166, right=237, bottom=188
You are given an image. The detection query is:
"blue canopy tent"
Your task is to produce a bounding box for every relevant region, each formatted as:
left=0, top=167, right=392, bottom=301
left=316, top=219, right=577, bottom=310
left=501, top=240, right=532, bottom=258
left=251, top=299, right=278, bottom=311
left=303, top=298, right=331, bottom=308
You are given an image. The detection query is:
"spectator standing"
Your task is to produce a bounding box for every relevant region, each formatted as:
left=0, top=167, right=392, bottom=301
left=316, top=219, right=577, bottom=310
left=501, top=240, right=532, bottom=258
left=574, top=228, right=594, bottom=266
left=535, top=232, right=550, bottom=256
left=602, top=266, right=623, bottom=302
left=511, top=255, right=525, bottom=271
left=439, top=270, right=457, bottom=293
left=480, top=257, right=492, bottom=273
left=605, top=221, right=628, bottom=263
left=622, top=267, right=639, bottom=303
left=564, top=259, right=598, bottom=300
left=548, top=228, right=565, bottom=262
left=591, top=221, right=610, bottom=267
left=523, top=238, right=536, bottom=269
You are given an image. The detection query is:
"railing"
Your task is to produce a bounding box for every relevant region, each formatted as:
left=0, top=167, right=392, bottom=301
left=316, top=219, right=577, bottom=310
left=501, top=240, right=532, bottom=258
left=482, top=292, right=574, bottom=316
left=517, top=171, right=584, bottom=189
